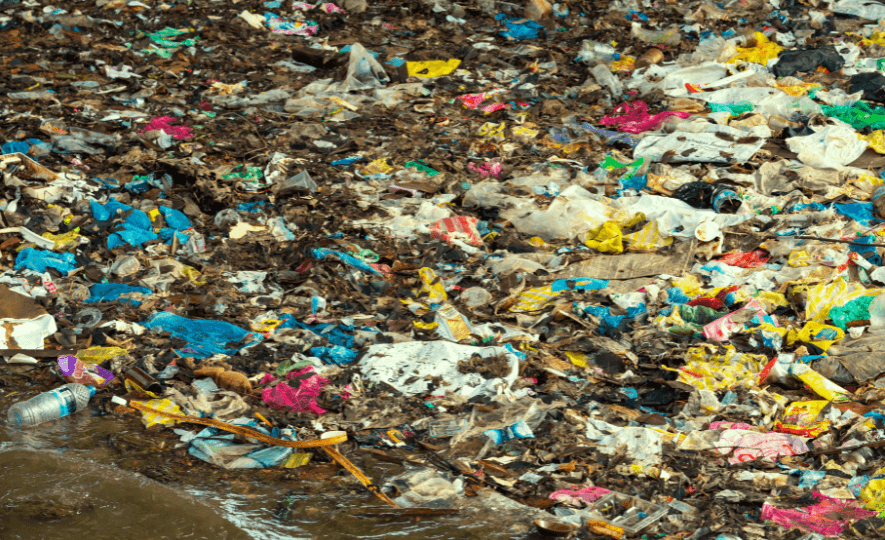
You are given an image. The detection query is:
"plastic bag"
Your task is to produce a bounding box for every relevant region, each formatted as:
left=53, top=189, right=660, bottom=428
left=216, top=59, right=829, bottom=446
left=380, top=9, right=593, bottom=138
left=785, top=125, right=867, bottom=169
left=345, top=42, right=389, bottom=89
left=773, top=46, right=845, bottom=78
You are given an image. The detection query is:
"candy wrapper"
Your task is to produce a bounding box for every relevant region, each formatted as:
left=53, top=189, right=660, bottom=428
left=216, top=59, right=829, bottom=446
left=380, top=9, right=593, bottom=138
left=790, top=363, right=851, bottom=402
left=59, top=355, right=114, bottom=386
left=775, top=400, right=831, bottom=437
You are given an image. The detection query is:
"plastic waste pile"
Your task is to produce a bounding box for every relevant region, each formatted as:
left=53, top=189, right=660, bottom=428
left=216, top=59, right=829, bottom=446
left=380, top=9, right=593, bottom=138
left=10, top=0, right=885, bottom=537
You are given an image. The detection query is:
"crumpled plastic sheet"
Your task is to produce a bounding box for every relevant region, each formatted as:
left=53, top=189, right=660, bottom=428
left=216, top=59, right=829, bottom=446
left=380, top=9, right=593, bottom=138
left=15, top=248, right=78, bottom=275
left=311, top=248, right=382, bottom=275
left=772, top=45, right=845, bottom=78
left=142, top=312, right=262, bottom=358
left=716, top=250, right=770, bottom=269
left=83, top=283, right=152, bottom=306
left=760, top=493, right=876, bottom=535
left=822, top=102, right=885, bottom=130
left=264, top=12, right=318, bottom=36
left=599, top=101, right=691, bottom=134
left=429, top=216, right=483, bottom=246
left=829, top=295, right=877, bottom=331
left=307, top=345, right=358, bottom=365
left=91, top=197, right=192, bottom=248
left=668, top=346, right=767, bottom=392
left=138, top=116, right=193, bottom=139
left=261, top=366, right=329, bottom=415
left=467, top=161, right=503, bottom=179
left=715, top=426, right=809, bottom=464
left=549, top=486, right=611, bottom=506
left=495, top=14, right=544, bottom=40
left=727, top=32, right=783, bottom=64
left=180, top=417, right=299, bottom=469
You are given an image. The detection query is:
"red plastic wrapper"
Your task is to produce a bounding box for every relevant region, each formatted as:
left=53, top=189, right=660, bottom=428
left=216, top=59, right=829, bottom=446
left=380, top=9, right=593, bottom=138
left=717, top=250, right=770, bottom=268
left=430, top=216, right=483, bottom=246
left=687, top=285, right=739, bottom=309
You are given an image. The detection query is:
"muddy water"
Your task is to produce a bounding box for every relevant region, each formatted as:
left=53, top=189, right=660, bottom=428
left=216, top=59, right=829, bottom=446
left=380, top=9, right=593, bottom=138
left=0, top=384, right=528, bottom=540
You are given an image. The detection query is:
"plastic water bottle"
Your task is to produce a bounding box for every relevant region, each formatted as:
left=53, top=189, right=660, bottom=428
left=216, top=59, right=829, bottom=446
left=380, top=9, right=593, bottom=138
left=8, top=383, right=96, bottom=427
left=577, top=40, right=621, bottom=63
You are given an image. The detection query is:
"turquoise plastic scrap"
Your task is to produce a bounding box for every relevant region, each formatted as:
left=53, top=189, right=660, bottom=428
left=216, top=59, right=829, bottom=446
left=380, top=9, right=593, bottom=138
left=821, top=102, right=885, bottom=130
left=829, top=295, right=877, bottom=331
left=142, top=312, right=263, bottom=358
left=308, top=345, right=358, bottom=365
left=84, top=283, right=152, bottom=306
left=551, top=277, right=609, bottom=292
left=495, top=14, right=544, bottom=40
left=833, top=201, right=877, bottom=228
left=709, top=101, right=753, bottom=115
left=15, top=248, right=78, bottom=274
left=312, top=248, right=380, bottom=275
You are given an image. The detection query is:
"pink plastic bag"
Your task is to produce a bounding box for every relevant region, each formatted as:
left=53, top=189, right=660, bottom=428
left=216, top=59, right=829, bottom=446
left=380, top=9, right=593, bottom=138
left=138, top=116, right=194, bottom=139
left=715, top=428, right=808, bottom=465
left=261, top=366, right=329, bottom=415
left=600, top=102, right=691, bottom=134
left=760, top=493, right=875, bottom=535
left=549, top=486, right=611, bottom=506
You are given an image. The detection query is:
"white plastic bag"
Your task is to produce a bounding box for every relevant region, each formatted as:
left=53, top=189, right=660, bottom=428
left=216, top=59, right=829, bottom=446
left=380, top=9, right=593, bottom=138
left=357, top=341, right=520, bottom=397
left=785, top=125, right=866, bottom=170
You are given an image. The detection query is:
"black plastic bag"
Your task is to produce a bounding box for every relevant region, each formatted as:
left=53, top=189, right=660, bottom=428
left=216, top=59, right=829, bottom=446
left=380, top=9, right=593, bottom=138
left=772, top=45, right=844, bottom=78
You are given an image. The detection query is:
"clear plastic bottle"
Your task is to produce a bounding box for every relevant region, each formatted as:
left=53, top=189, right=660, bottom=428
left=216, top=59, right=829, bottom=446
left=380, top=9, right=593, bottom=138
left=577, top=40, right=621, bottom=64
left=8, top=383, right=96, bottom=427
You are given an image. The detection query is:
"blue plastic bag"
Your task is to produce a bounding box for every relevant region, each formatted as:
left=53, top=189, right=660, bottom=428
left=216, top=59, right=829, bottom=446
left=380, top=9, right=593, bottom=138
left=142, top=312, right=262, bottom=358
left=15, top=248, right=77, bottom=274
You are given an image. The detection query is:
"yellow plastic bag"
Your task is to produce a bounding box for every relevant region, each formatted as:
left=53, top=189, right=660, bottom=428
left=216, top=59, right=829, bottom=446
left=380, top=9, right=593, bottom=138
left=774, top=81, right=820, bottom=96
left=624, top=220, right=673, bottom=252
left=181, top=265, right=207, bottom=286
left=785, top=321, right=845, bottom=351
left=132, top=398, right=184, bottom=427
left=42, top=229, right=82, bottom=251
left=584, top=221, right=623, bottom=254
left=76, top=346, right=129, bottom=364
left=805, top=277, right=868, bottom=323
left=477, top=122, right=506, bottom=141
left=512, top=126, right=539, bottom=139
left=860, top=131, right=885, bottom=154
left=510, top=285, right=558, bottom=312
left=666, top=346, right=766, bottom=392
left=417, top=267, right=447, bottom=303
left=670, top=275, right=703, bottom=298
left=361, top=158, right=393, bottom=176
left=787, top=250, right=811, bottom=267
left=861, top=467, right=885, bottom=513
left=754, top=291, right=789, bottom=310
left=406, top=59, right=461, bottom=78
left=852, top=31, right=885, bottom=46
left=727, top=32, right=783, bottom=65
left=564, top=351, right=588, bottom=368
